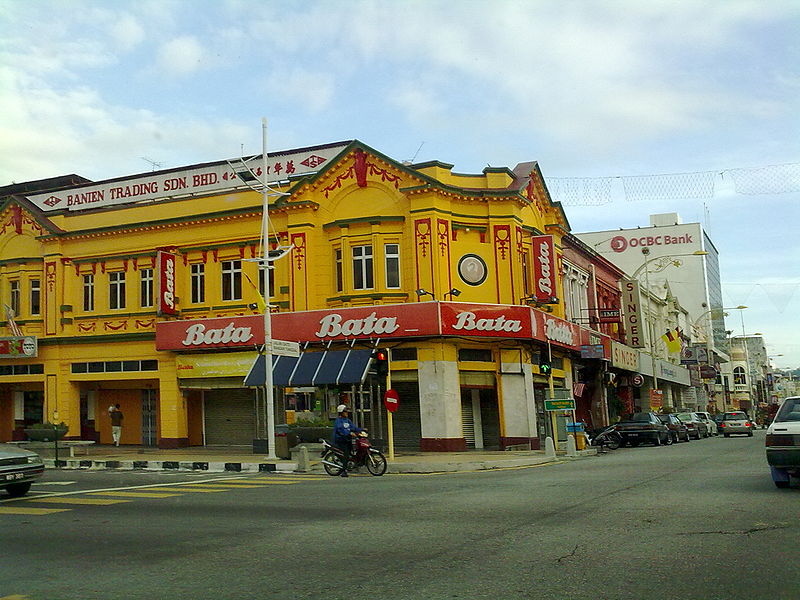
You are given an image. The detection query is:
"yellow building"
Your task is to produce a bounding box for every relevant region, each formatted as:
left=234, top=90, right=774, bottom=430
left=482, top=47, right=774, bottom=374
left=1, top=141, right=588, bottom=451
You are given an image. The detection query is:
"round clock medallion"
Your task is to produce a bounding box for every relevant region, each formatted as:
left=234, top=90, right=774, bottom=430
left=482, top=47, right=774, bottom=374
left=458, top=254, right=488, bottom=286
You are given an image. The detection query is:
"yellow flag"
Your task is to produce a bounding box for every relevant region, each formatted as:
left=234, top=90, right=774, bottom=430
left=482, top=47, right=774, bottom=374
left=243, top=273, right=267, bottom=312
left=661, top=328, right=682, bottom=354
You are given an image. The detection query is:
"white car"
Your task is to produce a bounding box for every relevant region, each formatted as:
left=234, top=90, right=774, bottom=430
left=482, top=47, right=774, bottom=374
left=695, top=412, right=718, bottom=436
left=766, top=396, right=800, bottom=489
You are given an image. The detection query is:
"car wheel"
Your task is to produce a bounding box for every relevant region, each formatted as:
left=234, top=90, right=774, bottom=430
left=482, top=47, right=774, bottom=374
left=724, top=433, right=730, bottom=438
left=748, top=431, right=753, bottom=437
left=775, top=480, right=790, bottom=488
left=684, top=432, right=691, bottom=442
left=665, top=433, right=674, bottom=445
left=4, top=482, right=32, bottom=497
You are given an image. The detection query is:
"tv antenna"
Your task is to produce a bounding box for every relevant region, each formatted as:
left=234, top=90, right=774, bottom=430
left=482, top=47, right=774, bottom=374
left=408, top=141, right=425, bottom=164
left=141, top=156, right=164, bottom=171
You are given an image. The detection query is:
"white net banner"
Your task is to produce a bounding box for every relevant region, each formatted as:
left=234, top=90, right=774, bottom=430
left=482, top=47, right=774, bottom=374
left=545, top=177, right=613, bottom=206
left=727, top=163, right=800, bottom=195
left=621, top=171, right=716, bottom=202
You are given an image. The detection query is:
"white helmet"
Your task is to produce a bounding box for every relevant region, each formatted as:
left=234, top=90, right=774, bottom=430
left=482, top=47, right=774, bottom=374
left=336, top=404, right=348, bottom=414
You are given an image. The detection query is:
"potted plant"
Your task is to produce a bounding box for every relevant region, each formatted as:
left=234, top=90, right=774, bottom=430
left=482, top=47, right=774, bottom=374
left=24, top=422, right=69, bottom=442
left=288, top=416, right=334, bottom=443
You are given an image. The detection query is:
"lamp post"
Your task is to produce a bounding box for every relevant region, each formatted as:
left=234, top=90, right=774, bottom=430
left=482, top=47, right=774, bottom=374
left=633, top=248, right=707, bottom=409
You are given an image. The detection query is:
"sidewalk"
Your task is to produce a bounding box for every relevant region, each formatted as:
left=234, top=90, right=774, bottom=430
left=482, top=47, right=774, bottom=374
left=39, top=442, right=597, bottom=474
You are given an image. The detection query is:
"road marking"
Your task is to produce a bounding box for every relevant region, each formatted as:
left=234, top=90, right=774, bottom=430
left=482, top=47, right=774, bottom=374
left=0, top=506, right=71, bottom=515
left=33, top=481, right=77, bottom=486
left=141, top=486, right=225, bottom=493
left=28, top=497, right=131, bottom=505
left=204, top=481, right=299, bottom=486
left=87, top=491, right=184, bottom=498
left=182, top=483, right=266, bottom=489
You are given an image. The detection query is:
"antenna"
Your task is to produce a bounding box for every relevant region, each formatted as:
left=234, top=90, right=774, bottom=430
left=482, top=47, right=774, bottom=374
left=141, top=157, right=164, bottom=171
left=408, top=141, right=425, bottom=164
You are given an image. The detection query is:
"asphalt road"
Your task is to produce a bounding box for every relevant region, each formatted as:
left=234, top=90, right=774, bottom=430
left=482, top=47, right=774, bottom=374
left=1, top=430, right=797, bottom=600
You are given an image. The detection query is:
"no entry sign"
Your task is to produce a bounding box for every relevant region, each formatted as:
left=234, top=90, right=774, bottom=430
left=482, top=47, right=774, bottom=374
left=384, top=389, right=400, bottom=413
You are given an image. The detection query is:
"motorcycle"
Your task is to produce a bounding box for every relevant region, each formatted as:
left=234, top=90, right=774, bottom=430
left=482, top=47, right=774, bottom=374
left=585, top=425, right=622, bottom=451
left=321, top=431, right=388, bottom=476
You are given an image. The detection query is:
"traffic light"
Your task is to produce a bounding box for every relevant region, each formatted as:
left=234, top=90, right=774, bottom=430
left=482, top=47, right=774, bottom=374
left=372, top=349, right=389, bottom=378
left=539, top=353, right=552, bottom=376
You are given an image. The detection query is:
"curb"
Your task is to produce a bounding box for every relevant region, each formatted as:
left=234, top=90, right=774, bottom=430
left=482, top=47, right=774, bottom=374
left=43, top=458, right=299, bottom=473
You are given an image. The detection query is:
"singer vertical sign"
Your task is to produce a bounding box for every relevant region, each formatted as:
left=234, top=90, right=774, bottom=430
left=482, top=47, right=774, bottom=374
left=621, top=278, right=645, bottom=348
left=531, top=235, right=558, bottom=303
left=157, top=251, right=178, bottom=316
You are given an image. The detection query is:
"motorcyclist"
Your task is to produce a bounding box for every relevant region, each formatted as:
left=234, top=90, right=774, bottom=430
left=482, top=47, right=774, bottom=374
left=333, top=404, right=363, bottom=477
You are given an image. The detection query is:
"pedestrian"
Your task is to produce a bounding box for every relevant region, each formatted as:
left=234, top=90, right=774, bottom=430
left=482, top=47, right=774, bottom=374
left=332, top=404, right=362, bottom=477
left=110, top=403, right=124, bottom=446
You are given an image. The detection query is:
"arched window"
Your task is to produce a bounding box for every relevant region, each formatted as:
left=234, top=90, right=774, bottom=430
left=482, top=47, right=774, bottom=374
left=733, top=366, right=747, bottom=385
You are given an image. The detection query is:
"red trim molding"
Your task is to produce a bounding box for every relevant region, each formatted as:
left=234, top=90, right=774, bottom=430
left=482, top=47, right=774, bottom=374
left=158, top=437, right=190, bottom=449
left=420, top=437, right=467, bottom=452
left=501, top=436, right=540, bottom=450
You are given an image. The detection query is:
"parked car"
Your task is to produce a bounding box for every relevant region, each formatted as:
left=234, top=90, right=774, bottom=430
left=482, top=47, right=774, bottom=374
left=719, top=411, right=753, bottom=437
left=713, top=413, right=726, bottom=432
left=695, top=411, right=718, bottom=436
left=657, top=414, right=691, bottom=443
left=0, top=444, right=45, bottom=497
left=614, top=413, right=672, bottom=446
left=675, top=412, right=709, bottom=439
left=766, top=396, right=800, bottom=488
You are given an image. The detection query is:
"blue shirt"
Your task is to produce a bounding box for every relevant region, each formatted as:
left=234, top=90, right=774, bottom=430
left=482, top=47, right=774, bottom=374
left=333, top=416, right=362, bottom=444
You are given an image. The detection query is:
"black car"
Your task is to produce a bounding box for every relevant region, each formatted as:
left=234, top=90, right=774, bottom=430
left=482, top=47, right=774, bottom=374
left=658, top=414, right=691, bottom=442
left=614, top=412, right=672, bottom=446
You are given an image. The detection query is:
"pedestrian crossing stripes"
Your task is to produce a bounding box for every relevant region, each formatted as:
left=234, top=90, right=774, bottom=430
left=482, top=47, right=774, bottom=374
left=88, top=490, right=184, bottom=498
left=30, top=497, right=131, bottom=506
left=0, top=506, right=71, bottom=515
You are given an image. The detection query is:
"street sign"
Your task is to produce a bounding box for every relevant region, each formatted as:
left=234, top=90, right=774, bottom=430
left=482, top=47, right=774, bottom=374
left=384, top=389, right=400, bottom=413
left=0, top=336, right=37, bottom=358
left=631, top=373, right=644, bottom=387
left=544, top=399, right=576, bottom=411
left=649, top=389, right=664, bottom=408
left=269, top=339, right=300, bottom=357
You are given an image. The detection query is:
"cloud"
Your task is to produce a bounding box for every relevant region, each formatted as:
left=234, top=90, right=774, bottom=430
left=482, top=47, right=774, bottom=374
left=156, top=36, right=206, bottom=76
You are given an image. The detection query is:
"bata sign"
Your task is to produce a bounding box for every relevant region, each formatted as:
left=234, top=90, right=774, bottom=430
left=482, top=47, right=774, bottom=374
left=156, top=251, right=177, bottom=316
left=155, top=302, right=586, bottom=350
left=27, top=143, right=349, bottom=212
left=531, top=235, right=558, bottom=303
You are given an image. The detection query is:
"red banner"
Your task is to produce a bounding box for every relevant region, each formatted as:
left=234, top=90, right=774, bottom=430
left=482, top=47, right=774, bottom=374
left=532, top=310, right=581, bottom=351
left=156, top=251, right=178, bottom=316
left=531, top=235, right=558, bottom=303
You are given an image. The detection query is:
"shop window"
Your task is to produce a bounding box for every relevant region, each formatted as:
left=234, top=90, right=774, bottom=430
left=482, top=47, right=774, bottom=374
left=10, top=280, right=20, bottom=315
left=140, top=268, right=153, bottom=308
left=391, top=347, right=418, bottom=361
left=385, top=244, right=400, bottom=289
left=83, top=274, right=94, bottom=311
left=105, top=361, right=122, bottom=372
left=733, top=366, right=747, bottom=385
left=191, top=264, right=205, bottom=304
left=352, top=245, right=373, bottom=290
left=258, top=265, right=275, bottom=300
left=221, top=260, right=242, bottom=301
left=30, top=279, right=41, bottom=315
left=335, top=249, right=343, bottom=292
left=458, top=348, right=494, bottom=362
left=109, top=271, right=126, bottom=310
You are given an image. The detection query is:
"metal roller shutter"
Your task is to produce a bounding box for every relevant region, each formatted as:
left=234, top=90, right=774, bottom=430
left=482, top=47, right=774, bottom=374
left=392, top=381, right=421, bottom=449
left=204, top=389, right=256, bottom=445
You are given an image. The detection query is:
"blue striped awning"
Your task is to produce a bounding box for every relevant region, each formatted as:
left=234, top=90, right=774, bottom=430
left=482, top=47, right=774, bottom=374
left=243, top=349, right=373, bottom=387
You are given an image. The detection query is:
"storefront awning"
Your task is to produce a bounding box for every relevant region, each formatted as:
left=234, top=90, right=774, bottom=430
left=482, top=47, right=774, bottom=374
left=243, top=349, right=373, bottom=387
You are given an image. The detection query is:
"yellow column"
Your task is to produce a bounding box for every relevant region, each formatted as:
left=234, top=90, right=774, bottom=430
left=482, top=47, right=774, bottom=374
left=158, top=357, right=188, bottom=448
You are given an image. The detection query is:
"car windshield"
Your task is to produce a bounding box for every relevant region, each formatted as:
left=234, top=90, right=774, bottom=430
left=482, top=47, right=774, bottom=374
left=774, top=398, right=800, bottom=422
left=657, top=415, right=670, bottom=422
left=724, top=412, right=746, bottom=420
left=676, top=413, right=695, bottom=421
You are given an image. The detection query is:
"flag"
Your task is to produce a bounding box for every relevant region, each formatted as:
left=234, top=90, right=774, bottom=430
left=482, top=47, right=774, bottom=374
left=242, top=273, right=267, bottom=313
left=4, top=304, right=22, bottom=336
left=661, top=328, right=682, bottom=354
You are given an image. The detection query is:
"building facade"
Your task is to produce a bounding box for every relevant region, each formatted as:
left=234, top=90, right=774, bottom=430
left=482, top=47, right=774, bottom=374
left=1, top=142, right=642, bottom=450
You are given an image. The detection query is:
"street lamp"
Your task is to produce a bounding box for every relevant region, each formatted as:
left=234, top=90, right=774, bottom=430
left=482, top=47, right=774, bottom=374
left=634, top=248, right=707, bottom=407
left=415, top=289, right=435, bottom=300
left=443, top=288, right=461, bottom=300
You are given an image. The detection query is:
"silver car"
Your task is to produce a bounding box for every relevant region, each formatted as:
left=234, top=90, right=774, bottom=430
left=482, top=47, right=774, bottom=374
left=0, top=444, right=45, bottom=497
left=695, top=411, right=718, bottom=436
left=720, top=411, right=753, bottom=437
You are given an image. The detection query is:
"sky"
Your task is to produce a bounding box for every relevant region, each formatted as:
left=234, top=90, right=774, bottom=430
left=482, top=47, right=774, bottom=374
left=1, top=0, right=798, bottom=368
